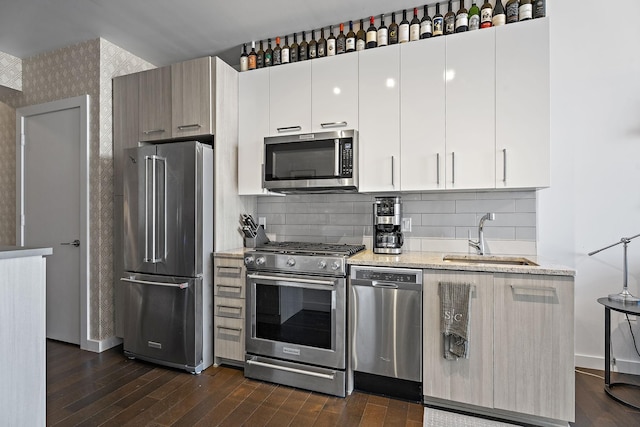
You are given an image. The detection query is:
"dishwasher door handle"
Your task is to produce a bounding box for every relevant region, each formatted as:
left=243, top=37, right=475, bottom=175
left=371, top=281, right=399, bottom=289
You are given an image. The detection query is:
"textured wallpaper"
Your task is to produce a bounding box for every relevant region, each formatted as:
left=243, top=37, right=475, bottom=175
left=0, top=38, right=154, bottom=343
left=0, top=51, right=22, bottom=91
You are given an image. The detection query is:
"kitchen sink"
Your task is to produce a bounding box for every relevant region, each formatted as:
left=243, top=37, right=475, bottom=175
left=442, top=254, right=539, bottom=266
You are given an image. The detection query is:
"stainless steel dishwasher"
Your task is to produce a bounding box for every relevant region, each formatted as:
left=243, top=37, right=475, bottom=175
left=349, top=265, right=422, bottom=401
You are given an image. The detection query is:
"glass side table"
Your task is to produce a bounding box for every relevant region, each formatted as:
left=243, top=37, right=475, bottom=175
left=597, top=297, right=640, bottom=410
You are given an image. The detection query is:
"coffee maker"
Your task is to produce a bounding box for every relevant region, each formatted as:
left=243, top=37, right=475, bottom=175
left=373, top=196, right=403, bottom=254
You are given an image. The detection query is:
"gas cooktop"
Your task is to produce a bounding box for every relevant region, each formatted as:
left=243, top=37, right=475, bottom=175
left=255, top=242, right=366, bottom=257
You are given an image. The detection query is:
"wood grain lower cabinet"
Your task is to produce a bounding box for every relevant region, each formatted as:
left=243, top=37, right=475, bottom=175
left=423, top=270, right=494, bottom=408
left=493, top=274, right=575, bottom=422
left=423, top=269, right=575, bottom=424
left=213, top=255, right=246, bottom=366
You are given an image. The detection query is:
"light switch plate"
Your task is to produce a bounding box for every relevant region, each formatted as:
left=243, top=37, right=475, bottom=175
left=402, top=217, right=411, bottom=232
left=258, top=216, right=266, bottom=230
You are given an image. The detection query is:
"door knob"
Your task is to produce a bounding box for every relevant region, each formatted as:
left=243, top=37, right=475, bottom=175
left=61, top=239, right=80, bottom=247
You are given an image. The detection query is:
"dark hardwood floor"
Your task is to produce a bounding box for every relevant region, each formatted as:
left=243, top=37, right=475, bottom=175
left=46, top=340, right=640, bottom=426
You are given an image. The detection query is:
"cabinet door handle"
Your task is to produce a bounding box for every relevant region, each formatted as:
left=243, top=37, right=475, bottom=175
left=391, top=156, right=395, bottom=188
left=177, top=124, right=202, bottom=130
left=510, top=285, right=556, bottom=293
left=217, top=284, right=242, bottom=291
left=320, top=121, right=348, bottom=128
left=217, top=266, right=242, bottom=274
left=217, top=305, right=243, bottom=312
left=436, top=153, right=440, bottom=186
left=217, top=326, right=242, bottom=333
left=143, top=129, right=166, bottom=135
left=451, top=152, right=455, bottom=185
left=277, top=126, right=302, bottom=133
left=503, top=149, right=507, bottom=182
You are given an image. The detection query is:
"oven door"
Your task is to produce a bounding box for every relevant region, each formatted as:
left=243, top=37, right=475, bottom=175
left=246, top=272, right=346, bottom=369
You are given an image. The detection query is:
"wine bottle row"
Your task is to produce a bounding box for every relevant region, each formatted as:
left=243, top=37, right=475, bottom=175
left=240, top=0, right=546, bottom=71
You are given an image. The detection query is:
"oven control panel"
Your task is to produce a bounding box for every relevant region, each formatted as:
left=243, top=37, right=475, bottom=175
left=244, top=252, right=347, bottom=276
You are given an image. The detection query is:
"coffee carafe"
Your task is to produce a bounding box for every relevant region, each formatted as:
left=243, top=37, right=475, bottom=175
left=373, top=196, right=403, bottom=254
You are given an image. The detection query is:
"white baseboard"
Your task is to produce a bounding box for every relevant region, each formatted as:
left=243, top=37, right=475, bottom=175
left=575, top=354, right=640, bottom=375
left=81, top=336, right=123, bottom=353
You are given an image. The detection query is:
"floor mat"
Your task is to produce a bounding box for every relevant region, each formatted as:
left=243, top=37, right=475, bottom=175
left=424, top=407, right=520, bottom=427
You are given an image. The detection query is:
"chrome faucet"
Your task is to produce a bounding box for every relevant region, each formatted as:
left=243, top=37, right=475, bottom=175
left=469, top=213, right=495, bottom=255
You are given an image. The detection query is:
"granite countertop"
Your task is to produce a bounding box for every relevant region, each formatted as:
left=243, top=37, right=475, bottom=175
left=0, top=246, right=53, bottom=260
left=347, top=250, right=575, bottom=277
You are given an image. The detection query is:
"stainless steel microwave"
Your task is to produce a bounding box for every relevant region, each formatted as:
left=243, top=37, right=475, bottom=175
left=263, top=130, right=358, bottom=193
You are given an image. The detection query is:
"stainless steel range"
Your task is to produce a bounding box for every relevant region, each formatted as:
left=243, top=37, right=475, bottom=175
left=244, top=242, right=365, bottom=397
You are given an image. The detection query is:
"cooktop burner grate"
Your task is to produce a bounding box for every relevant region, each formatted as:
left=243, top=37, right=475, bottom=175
left=257, top=242, right=366, bottom=256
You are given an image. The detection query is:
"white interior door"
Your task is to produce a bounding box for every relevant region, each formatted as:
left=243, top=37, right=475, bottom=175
left=16, top=96, right=89, bottom=347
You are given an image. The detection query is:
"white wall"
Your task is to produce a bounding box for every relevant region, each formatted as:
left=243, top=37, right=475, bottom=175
left=539, top=1, right=640, bottom=372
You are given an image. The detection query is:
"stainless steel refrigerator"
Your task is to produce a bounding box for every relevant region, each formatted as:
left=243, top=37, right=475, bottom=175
left=122, top=140, right=213, bottom=374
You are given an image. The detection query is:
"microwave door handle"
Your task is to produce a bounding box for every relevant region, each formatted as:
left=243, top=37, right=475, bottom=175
left=334, top=139, right=340, bottom=177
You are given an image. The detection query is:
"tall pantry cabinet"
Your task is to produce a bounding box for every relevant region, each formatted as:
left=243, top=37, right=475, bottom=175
left=112, top=57, right=253, bottom=338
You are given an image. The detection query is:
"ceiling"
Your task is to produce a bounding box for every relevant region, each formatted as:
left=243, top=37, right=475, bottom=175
left=1, top=0, right=426, bottom=68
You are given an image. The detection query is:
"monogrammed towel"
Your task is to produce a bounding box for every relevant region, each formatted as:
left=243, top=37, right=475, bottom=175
left=439, top=282, right=472, bottom=360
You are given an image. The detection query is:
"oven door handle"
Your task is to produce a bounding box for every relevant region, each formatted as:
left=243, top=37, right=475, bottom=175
left=247, top=273, right=337, bottom=289
left=246, top=359, right=336, bottom=380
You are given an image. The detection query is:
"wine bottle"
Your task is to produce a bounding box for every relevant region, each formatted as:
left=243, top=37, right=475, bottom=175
left=389, top=12, right=399, bottom=44
left=506, top=0, right=519, bottom=24
left=356, top=19, right=366, bottom=51
left=265, top=38, right=273, bottom=67
left=378, top=14, right=388, bottom=47
left=273, top=37, right=282, bottom=65
left=420, top=5, right=432, bottom=39
left=492, top=1, right=506, bottom=26
left=299, top=32, right=308, bottom=61
left=410, top=8, right=421, bottom=41
left=281, top=36, right=290, bottom=64
left=240, top=43, right=248, bottom=72
left=519, top=0, right=532, bottom=21
left=469, top=1, right=480, bottom=31
left=366, top=16, right=377, bottom=49
left=327, top=25, right=336, bottom=56
left=309, top=30, right=317, bottom=59
left=433, top=3, right=444, bottom=37
left=444, top=1, right=455, bottom=35
left=399, top=9, right=409, bottom=43
left=533, top=0, right=545, bottom=18
left=318, top=28, right=327, bottom=57
left=290, top=33, right=299, bottom=62
left=257, top=40, right=265, bottom=68
left=346, top=21, right=356, bottom=52
left=248, top=41, right=257, bottom=70
left=456, top=0, right=469, bottom=33
left=337, top=23, right=346, bottom=54
left=480, top=0, right=493, bottom=28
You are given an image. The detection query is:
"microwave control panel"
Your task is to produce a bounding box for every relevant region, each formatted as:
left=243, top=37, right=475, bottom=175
left=340, top=140, right=353, bottom=177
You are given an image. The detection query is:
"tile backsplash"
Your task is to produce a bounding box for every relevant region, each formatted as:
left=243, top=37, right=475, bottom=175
left=257, top=190, right=537, bottom=254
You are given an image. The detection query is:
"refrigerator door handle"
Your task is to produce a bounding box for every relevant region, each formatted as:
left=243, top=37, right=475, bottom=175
left=156, top=155, right=168, bottom=262
left=121, top=277, right=189, bottom=289
left=144, top=155, right=165, bottom=263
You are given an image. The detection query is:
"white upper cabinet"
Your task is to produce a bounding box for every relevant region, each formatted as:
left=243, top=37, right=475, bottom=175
left=445, top=29, right=496, bottom=190
left=238, top=68, right=270, bottom=195
left=311, top=54, right=359, bottom=132
left=496, top=18, right=550, bottom=189
left=400, top=37, right=446, bottom=191
left=358, top=44, right=401, bottom=192
left=269, top=61, right=312, bottom=135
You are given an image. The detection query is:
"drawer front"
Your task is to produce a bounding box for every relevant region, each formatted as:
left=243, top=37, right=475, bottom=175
left=215, top=316, right=245, bottom=362
left=215, top=296, right=244, bottom=319
left=214, top=257, right=245, bottom=298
